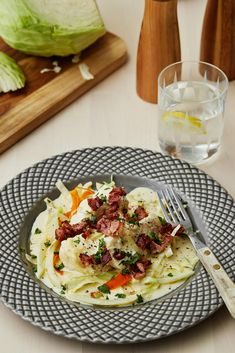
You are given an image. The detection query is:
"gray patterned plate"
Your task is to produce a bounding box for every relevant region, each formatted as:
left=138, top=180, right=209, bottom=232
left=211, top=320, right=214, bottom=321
left=0, top=147, right=234, bottom=344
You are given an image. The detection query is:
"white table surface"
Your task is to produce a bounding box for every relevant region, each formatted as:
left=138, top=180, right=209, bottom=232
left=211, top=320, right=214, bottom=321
left=0, top=0, right=234, bottom=352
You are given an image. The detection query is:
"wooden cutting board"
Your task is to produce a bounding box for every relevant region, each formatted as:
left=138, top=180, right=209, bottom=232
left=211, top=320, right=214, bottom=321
left=0, top=32, right=127, bottom=154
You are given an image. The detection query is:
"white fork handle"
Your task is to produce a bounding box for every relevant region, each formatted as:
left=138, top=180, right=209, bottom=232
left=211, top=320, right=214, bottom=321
left=197, top=246, right=235, bottom=318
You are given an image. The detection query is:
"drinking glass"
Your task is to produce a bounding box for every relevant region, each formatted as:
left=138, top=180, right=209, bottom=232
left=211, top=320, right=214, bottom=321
left=158, top=61, right=228, bottom=164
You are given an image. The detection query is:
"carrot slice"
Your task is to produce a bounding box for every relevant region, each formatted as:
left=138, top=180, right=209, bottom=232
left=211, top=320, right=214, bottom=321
left=64, top=187, right=94, bottom=219
left=105, top=273, right=132, bottom=290
left=64, top=189, right=80, bottom=218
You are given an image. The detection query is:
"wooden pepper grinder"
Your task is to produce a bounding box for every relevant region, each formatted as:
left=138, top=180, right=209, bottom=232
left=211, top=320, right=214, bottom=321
left=200, top=0, right=235, bottom=80
left=136, top=0, right=181, bottom=103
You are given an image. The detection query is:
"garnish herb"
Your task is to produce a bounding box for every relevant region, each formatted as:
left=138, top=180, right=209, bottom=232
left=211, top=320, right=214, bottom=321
left=33, top=266, right=37, bottom=273
left=94, top=238, right=106, bottom=263
left=44, top=241, right=51, bottom=247
left=73, top=239, right=80, bottom=244
left=35, top=228, right=42, bottom=234
left=31, top=255, right=37, bottom=259
left=128, top=220, right=139, bottom=225
left=60, top=284, right=66, bottom=294
left=122, top=253, right=141, bottom=266
left=136, top=294, right=144, bottom=303
left=115, top=293, right=126, bottom=298
left=167, top=273, right=173, bottom=277
left=55, top=263, right=64, bottom=270
left=99, top=194, right=107, bottom=203
left=121, top=268, right=130, bottom=275
left=90, top=214, right=97, bottom=223
left=158, top=216, right=167, bottom=225
left=149, top=231, right=162, bottom=245
left=99, top=238, right=106, bottom=248
left=97, top=284, right=110, bottom=294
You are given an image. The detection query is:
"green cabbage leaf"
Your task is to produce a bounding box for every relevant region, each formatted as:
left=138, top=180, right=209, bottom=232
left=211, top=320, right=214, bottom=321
left=0, top=51, right=25, bottom=92
left=0, top=0, right=106, bottom=57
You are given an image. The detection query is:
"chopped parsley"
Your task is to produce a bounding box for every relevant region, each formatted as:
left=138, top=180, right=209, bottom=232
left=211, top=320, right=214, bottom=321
left=31, top=255, right=37, bottom=259
left=55, top=263, right=64, bottom=270
left=60, top=284, right=67, bottom=294
left=99, top=194, right=107, bottom=203
left=149, top=231, right=162, bottom=245
left=128, top=219, right=139, bottom=225
left=90, top=214, right=97, bottom=223
left=158, top=216, right=167, bottom=225
left=32, top=266, right=37, bottom=273
left=35, top=228, right=42, bottom=234
left=44, top=241, right=51, bottom=247
left=97, top=284, right=110, bottom=294
left=136, top=294, right=144, bottom=303
left=73, top=239, right=80, bottom=244
left=121, top=268, right=131, bottom=275
left=115, top=293, right=126, bottom=298
left=167, top=272, right=173, bottom=277
left=99, top=238, right=106, bottom=248
left=94, top=238, right=106, bottom=264
left=122, top=252, right=141, bottom=266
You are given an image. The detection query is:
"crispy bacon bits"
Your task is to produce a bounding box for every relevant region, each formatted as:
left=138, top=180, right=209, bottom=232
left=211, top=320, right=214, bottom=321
left=55, top=221, right=89, bottom=242
left=108, top=187, right=126, bottom=205
left=134, top=206, right=148, bottom=221
left=54, top=185, right=185, bottom=281
left=88, top=196, right=103, bottom=211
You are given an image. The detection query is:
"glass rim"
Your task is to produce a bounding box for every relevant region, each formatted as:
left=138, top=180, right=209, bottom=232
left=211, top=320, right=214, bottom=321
left=158, top=60, right=229, bottom=104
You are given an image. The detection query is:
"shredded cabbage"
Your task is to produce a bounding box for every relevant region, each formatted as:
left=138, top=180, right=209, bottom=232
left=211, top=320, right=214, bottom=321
left=28, top=180, right=199, bottom=307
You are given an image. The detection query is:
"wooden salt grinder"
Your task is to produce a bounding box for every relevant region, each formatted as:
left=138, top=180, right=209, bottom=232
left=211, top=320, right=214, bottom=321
left=136, top=0, right=181, bottom=103
left=200, top=0, right=235, bottom=80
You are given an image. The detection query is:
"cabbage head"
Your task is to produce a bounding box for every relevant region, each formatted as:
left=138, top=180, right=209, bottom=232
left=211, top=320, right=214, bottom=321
left=0, top=0, right=106, bottom=57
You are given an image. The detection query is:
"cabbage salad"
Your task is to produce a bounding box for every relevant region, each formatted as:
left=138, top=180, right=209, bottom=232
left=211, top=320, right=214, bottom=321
left=27, top=180, right=199, bottom=307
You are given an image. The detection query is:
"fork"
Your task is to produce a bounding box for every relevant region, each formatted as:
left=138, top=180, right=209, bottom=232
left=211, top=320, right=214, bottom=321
left=157, top=187, right=235, bottom=319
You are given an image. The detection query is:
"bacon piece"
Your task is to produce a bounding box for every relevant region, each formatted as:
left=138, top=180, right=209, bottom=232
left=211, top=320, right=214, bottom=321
left=79, top=253, right=94, bottom=266
left=101, top=249, right=112, bottom=265
left=136, top=234, right=152, bottom=250
left=150, top=235, right=173, bottom=253
left=96, top=217, right=122, bottom=236
left=113, top=249, right=126, bottom=260
left=159, top=223, right=173, bottom=234
left=173, top=225, right=185, bottom=236
left=109, top=220, right=122, bottom=235
left=82, top=229, right=91, bottom=239
left=134, top=206, right=148, bottom=221
left=55, top=221, right=89, bottom=242
left=108, top=187, right=126, bottom=205
left=88, top=196, right=103, bottom=211
left=96, top=217, right=111, bottom=236
left=72, top=221, right=89, bottom=234
left=132, top=259, right=151, bottom=279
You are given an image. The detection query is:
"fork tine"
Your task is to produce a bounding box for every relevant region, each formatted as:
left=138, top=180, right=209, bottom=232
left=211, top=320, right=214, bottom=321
left=170, top=188, right=188, bottom=220
left=165, top=188, right=182, bottom=223
left=160, top=190, right=178, bottom=224
left=156, top=191, right=171, bottom=223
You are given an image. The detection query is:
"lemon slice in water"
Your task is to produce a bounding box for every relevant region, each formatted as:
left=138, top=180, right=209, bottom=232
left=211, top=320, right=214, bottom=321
left=162, top=111, right=207, bottom=134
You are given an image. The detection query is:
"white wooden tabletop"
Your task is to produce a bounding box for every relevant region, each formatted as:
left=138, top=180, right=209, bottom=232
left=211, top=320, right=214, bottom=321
left=0, top=0, right=234, bottom=352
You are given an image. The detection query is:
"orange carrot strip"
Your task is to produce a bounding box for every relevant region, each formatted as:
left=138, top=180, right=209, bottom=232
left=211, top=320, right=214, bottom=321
left=105, top=273, right=132, bottom=290
left=64, top=189, right=80, bottom=218
left=64, top=188, right=94, bottom=219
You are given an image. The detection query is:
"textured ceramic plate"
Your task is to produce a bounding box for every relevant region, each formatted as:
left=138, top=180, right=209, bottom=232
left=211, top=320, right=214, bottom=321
left=0, top=147, right=234, bottom=344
